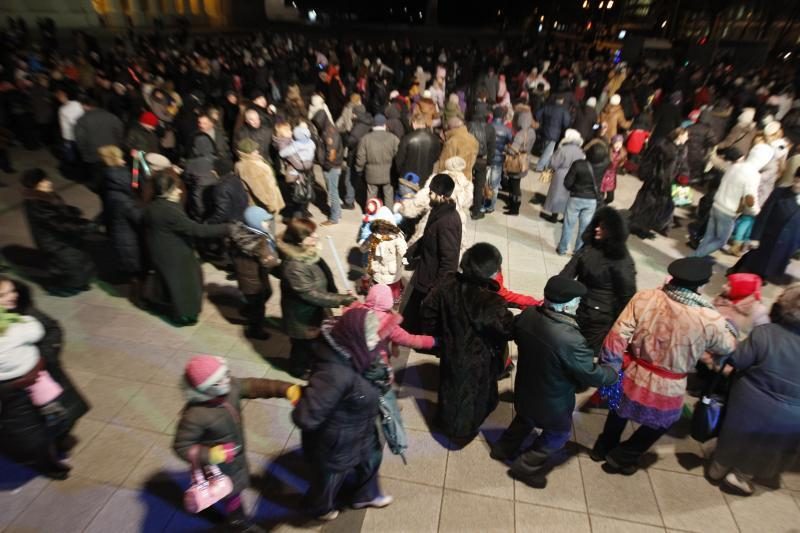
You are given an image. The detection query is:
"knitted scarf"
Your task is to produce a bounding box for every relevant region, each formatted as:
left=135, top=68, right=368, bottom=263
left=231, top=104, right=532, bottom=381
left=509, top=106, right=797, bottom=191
left=663, top=284, right=738, bottom=337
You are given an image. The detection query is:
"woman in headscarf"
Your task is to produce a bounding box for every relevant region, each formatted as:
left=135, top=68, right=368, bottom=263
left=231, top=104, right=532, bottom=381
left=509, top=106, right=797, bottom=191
left=420, top=242, right=514, bottom=441
left=706, top=284, right=800, bottom=495
left=292, top=307, right=397, bottom=521
left=628, top=127, right=690, bottom=239
left=560, top=207, right=636, bottom=354
left=540, top=128, right=585, bottom=223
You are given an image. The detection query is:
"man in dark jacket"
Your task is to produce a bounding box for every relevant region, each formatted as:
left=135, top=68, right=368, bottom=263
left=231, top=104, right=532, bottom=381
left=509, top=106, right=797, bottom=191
left=343, top=105, right=373, bottom=208
left=311, top=109, right=344, bottom=225
left=572, top=97, right=599, bottom=145
left=686, top=111, right=718, bottom=183
left=490, top=275, right=617, bottom=485
left=125, top=111, right=160, bottom=156
left=235, top=108, right=272, bottom=161
left=535, top=95, right=571, bottom=172
left=557, top=142, right=609, bottom=255
left=74, top=94, right=124, bottom=192
left=356, top=114, right=400, bottom=207
left=395, top=114, right=442, bottom=187
left=206, top=159, right=248, bottom=224
left=468, top=106, right=496, bottom=220
left=486, top=106, right=512, bottom=213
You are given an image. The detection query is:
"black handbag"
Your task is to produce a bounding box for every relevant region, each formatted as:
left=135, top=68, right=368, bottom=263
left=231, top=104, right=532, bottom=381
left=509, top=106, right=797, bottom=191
left=690, top=369, right=728, bottom=442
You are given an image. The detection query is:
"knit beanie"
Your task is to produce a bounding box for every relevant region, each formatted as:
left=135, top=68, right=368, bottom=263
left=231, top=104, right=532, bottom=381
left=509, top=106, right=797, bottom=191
left=237, top=137, right=259, bottom=154
left=184, top=355, right=230, bottom=401
left=243, top=206, right=273, bottom=233
left=139, top=111, right=159, bottom=128
left=429, top=173, right=455, bottom=197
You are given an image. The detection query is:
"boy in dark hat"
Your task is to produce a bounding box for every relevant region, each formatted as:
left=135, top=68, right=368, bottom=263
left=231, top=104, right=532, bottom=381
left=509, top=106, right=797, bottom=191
left=491, top=275, right=618, bottom=486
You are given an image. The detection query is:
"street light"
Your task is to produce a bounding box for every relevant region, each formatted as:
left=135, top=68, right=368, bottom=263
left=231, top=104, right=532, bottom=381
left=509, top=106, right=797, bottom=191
left=599, top=1, right=604, bottom=8
left=582, top=0, right=589, bottom=8
left=607, top=0, right=614, bottom=8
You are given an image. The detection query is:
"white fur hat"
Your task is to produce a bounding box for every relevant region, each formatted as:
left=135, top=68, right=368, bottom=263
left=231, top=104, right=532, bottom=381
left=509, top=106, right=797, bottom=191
left=586, top=97, right=597, bottom=108
left=444, top=156, right=467, bottom=173
left=738, top=107, right=756, bottom=125
left=422, top=89, right=432, bottom=99
left=764, top=121, right=782, bottom=137
left=562, top=129, right=583, bottom=145
left=610, top=94, right=621, bottom=106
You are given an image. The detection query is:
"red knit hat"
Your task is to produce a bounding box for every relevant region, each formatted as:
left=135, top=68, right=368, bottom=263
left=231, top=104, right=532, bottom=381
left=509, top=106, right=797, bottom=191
left=139, top=111, right=159, bottom=128
left=726, top=273, right=762, bottom=302
left=184, top=355, right=228, bottom=391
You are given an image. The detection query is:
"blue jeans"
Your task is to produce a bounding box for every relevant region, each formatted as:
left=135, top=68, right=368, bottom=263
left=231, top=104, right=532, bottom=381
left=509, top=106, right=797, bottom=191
left=731, top=215, right=755, bottom=243
left=485, top=165, right=504, bottom=212
left=693, top=207, right=737, bottom=258
left=341, top=165, right=355, bottom=206
left=558, top=197, right=597, bottom=254
left=324, top=167, right=342, bottom=222
left=535, top=140, right=557, bottom=172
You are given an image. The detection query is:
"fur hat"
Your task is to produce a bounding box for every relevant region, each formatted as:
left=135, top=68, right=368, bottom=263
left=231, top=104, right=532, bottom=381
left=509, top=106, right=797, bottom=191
left=460, top=242, right=502, bottom=280
left=373, top=206, right=397, bottom=225
left=770, top=283, right=800, bottom=328
left=562, top=129, right=583, bottom=146
left=738, top=107, right=756, bottom=125
left=365, top=198, right=383, bottom=215
left=444, top=156, right=467, bottom=173
left=586, top=97, right=597, bottom=108
left=429, top=173, right=455, bottom=197
left=237, top=137, right=259, bottom=154
left=609, top=94, right=621, bottom=106
left=145, top=152, right=171, bottom=171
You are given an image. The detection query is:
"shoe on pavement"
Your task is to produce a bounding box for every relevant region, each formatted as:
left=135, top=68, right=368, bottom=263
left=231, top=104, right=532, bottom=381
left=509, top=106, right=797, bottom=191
left=603, top=455, right=638, bottom=476
left=722, top=472, right=754, bottom=496
left=320, top=220, right=338, bottom=226
left=317, top=509, right=340, bottom=521
left=352, top=494, right=394, bottom=509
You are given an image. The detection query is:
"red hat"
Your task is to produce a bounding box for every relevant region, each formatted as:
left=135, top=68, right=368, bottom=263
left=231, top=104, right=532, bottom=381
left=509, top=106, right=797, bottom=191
left=184, top=355, right=228, bottom=391
left=726, top=273, right=762, bottom=302
left=139, top=111, right=159, bottom=128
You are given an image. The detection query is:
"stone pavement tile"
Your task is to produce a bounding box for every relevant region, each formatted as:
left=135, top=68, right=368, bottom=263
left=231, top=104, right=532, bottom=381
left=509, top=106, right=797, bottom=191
left=579, top=456, right=663, bottom=527
left=396, top=393, right=438, bottom=434
left=68, top=417, right=107, bottom=456
left=571, top=411, right=632, bottom=454
left=647, top=469, right=737, bottom=532
left=227, top=336, right=289, bottom=364
left=121, top=434, right=187, bottom=491
left=438, top=490, right=514, bottom=533
left=478, top=400, right=514, bottom=441
left=515, top=501, right=590, bottom=533
left=70, top=424, right=158, bottom=485
left=445, top=438, right=513, bottom=500
left=724, top=488, right=800, bottom=533
left=590, top=515, right=667, bottom=533
left=515, top=453, right=587, bottom=513
left=242, top=402, right=295, bottom=455
left=79, top=374, right=143, bottom=422
left=381, top=428, right=447, bottom=488
left=0, top=462, right=51, bottom=531
left=362, top=478, right=443, bottom=533
left=505, top=270, right=549, bottom=296
left=179, top=321, right=243, bottom=355
left=782, top=467, right=800, bottom=491
left=8, top=474, right=116, bottom=533
left=62, top=367, right=97, bottom=389
left=647, top=433, right=705, bottom=477
left=112, top=382, right=185, bottom=434
left=396, top=353, right=439, bottom=400
left=83, top=486, right=177, bottom=533
left=61, top=335, right=174, bottom=383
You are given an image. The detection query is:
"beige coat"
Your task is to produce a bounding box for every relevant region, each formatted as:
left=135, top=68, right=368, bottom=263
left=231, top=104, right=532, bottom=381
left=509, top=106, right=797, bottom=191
left=599, top=104, right=632, bottom=140
left=436, top=125, right=479, bottom=179
left=235, top=151, right=285, bottom=214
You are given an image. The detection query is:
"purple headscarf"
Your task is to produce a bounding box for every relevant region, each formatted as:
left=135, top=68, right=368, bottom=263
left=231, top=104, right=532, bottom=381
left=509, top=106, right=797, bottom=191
left=325, top=308, right=382, bottom=373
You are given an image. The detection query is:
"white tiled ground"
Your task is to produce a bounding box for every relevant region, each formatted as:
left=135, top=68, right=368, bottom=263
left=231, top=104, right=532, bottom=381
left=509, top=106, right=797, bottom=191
left=1, top=146, right=799, bottom=533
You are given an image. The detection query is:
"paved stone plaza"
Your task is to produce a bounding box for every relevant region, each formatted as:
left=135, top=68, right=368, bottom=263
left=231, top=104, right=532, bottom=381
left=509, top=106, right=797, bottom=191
left=1, top=146, right=799, bottom=533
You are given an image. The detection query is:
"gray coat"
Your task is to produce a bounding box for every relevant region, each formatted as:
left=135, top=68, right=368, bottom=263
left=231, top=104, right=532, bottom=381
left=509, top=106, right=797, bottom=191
left=713, top=323, right=800, bottom=479
left=356, top=129, right=400, bottom=185
left=543, top=141, right=585, bottom=214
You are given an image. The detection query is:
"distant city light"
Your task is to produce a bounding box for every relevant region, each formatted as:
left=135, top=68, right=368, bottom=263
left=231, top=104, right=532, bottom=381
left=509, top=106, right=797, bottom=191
left=618, top=30, right=627, bottom=39
left=553, top=21, right=558, bottom=28
left=540, top=15, right=545, bottom=22
left=785, top=52, right=792, bottom=60
left=582, top=0, right=589, bottom=8
left=661, top=20, right=668, bottom=28
left=538, top=24, right=543, bottom=32
left=587, top=21, right=593, bottom=30
left=607, top=0, right=614, bottom=8
left=599, top=1, right=604, bottom=8
left=419, top=11, right=423, bottom=19
left=308, top=9, right=317, bottom=22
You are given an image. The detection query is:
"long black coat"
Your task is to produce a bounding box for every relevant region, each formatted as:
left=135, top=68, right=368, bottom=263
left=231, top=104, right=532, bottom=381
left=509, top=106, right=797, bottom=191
left=103, top=166, right=143, bottom=274
left=23, top=189, right=95, bottom=289
left=629, top=139, right=688, bottom=234
left=561, top=207, right=636, bottom=353
left=572, top=105, right=598, bottom=144
left=513, top=307, right=617, bottom=427
left=394, top=129, right=442, bottom=184
left=421, top=273, right=514, bottom=439
left=413, top=202, right=462, bottom=293
left=0, top=298, right=89, bottom=463
left=686, top=121, right=717, bottom=182
left=292, top=341, right=381, bottom=472
left=142, top=198, right=228, bottom=320
left=731, top=187, right=800, bottom=280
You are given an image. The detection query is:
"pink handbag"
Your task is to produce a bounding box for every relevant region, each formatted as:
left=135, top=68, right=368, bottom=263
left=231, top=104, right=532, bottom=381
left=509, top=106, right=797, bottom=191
left=26, top=370, right=64, bottom=406
left=183, top=447, right=234, bottom=513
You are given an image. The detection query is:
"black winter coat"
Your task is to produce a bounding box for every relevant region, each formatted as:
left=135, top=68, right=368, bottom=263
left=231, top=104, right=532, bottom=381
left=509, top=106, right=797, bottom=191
left=572, top=105, right=598, bottom=144
left=535, top=102, right=572, bottom=142
left=561, top=207, right=637, bottom=352
left=394, top=129, right=442, bottom=185
left=142, top=198, right=228, bottom=320
left=421, top=273, right=514, bottom=438
left=413, top=202, right=462, bottom=293
left=235, top=122, right=273, bottom=160
left=629, top=139, right=689, bottom=233
left=564, top=155, right=608, bottom=200
left=206, top=173, right=248, bottom=224
left=125, top=123, right=160, bottom=155
left=75, top=108, right=124, bottom=163
left=182, top=156, right=217, bottom=221
left=311, top=110, right=344, bottom=170
left=23, top=189, right=95, bottom=289
left=686, top=121, right=717, bottom=181
left=0, top=298, right=90, bottom=463
left=292, top=341, right=381, bottom=472
left=514, top=307, right=617, bottom=427
left=103, top=166, right=143, bottom=274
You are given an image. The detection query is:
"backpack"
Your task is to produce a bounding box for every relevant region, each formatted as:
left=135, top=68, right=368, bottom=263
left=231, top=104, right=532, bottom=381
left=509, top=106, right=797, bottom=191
left=468, top=121, right=488, bottom=159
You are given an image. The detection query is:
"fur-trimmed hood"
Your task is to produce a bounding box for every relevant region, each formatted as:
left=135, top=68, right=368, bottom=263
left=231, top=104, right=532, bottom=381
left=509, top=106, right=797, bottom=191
left=771, top=283, right=800, bottom=330
left=581, top=206, right=631, bottom=259
left=276, top=238, right=320, bottom=264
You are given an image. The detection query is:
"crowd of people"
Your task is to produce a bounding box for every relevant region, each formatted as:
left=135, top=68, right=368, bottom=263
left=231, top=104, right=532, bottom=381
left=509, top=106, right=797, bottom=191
left=1, top=23, right=800, bottom=533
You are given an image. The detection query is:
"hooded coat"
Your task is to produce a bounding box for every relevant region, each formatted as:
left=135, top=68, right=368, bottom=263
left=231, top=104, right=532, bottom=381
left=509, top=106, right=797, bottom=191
left=436, top=124, right=479, bottom=179
left=421, top=272, right=514, bottom=438
left=234, top=151, right=285, bottom=214
left=560, top=207, right=637, bottom=353
left=142, top=198, right=228, bottom=320
left=629, top=138, right=689, bottom=234
left=599, top=104, right=631, bottom=140
left=384, top=102, right=406, bottom=139
left=686, top=114, right=718, bottom=181
left=22, top=189, right=95, bottom=290
left=103, top=165, right=143, bottom=274
left=573, top=104, right=598, bottom=144
left=507, top=111, right=537, bottom=177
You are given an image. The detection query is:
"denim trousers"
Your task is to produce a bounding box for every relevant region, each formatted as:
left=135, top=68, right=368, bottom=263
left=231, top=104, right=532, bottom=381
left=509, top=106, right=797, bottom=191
left=486, top=165, right=503, bottom=211
left=558, top=197, right=597, bottom=254
left=340, top=165, right=356, bottom=205
left=535, top=140, right=557, bottom=171
left=693, top=207, right=737, bottom=258
left=324, top=167, right=342, bottom=222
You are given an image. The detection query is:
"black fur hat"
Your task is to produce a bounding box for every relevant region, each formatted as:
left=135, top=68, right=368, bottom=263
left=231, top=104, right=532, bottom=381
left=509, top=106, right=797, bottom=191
left=460, top=242, right=502, bottom=280
left=581, top=206, right=631, bottom=259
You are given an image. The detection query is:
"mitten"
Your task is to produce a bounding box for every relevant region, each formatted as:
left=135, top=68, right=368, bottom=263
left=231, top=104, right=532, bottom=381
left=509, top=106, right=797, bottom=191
left=286, top=384, right=302, bottom=405
left=207, top=443, right=237, bottom=464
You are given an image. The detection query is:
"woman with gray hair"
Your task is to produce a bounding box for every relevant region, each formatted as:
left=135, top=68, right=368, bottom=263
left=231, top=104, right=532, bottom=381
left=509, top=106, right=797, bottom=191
left=707, top=283, right=800, bottom=496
